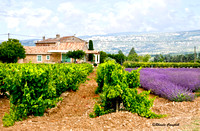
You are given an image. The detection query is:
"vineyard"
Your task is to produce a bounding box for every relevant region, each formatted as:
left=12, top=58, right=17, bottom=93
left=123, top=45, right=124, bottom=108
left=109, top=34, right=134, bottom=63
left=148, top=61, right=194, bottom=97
left=0, top=62, right=200, bottom=130
left=0, top=63, right=93, bottom=126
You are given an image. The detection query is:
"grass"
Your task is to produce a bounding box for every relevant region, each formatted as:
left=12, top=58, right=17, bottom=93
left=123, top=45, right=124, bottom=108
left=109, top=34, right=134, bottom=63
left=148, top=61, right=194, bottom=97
left=195, top=88, right=200, bottom=97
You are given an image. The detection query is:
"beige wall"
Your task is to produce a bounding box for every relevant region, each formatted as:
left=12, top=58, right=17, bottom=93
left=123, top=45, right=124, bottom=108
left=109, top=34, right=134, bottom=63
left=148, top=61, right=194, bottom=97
left=22, top=53, right=61, bottom=63
left=21, top=53, right=95, bottom=64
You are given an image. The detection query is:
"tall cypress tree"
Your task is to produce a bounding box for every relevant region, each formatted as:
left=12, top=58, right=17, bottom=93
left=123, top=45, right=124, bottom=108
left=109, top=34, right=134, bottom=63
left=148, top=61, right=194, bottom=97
left=88, top=40, right=94, bottom=61
left=128, top=47, right=136, bottom=56
left=89, top=40, right=94, bottom=50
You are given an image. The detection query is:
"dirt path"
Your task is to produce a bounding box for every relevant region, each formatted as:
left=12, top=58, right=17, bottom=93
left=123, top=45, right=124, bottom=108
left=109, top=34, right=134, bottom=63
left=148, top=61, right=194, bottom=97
left=0, top=70, right=200, bottom=130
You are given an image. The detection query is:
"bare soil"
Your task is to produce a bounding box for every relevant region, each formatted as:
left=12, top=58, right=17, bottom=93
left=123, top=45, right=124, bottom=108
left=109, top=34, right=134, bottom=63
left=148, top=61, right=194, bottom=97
left=0, top=70, right=199, bottom=131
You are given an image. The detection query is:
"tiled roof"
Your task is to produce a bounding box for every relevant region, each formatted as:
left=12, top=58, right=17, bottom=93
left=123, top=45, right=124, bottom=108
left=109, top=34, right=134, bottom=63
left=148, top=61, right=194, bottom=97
left=25, top=42, right=86, bottom=54
left=24, top=46, right=54, bottom=54
left=56, top=42, right=85, bottom=50
left=36, top=36, right=86, bottom=44
left=25, top=35, right=99, bottom=55
left=36, top=38, right=58, bottom=43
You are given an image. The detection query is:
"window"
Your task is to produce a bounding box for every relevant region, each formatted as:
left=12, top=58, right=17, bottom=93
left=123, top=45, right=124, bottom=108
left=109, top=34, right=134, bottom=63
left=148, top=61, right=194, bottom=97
left=46, top=55, right=50, bottom=60
left=37, top=55, right=42, bottom=62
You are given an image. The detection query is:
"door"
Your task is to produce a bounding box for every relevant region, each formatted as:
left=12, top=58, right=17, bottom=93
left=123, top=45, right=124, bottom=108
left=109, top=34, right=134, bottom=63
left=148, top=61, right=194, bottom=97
left=62, top=54, right=71, bottom=62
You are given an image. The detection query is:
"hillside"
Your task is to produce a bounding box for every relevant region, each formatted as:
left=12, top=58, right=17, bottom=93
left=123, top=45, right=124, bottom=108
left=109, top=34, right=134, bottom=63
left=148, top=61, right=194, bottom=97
left=6, top=30, right=200, bottom=55
left=82, top=30, right=200, bottom=55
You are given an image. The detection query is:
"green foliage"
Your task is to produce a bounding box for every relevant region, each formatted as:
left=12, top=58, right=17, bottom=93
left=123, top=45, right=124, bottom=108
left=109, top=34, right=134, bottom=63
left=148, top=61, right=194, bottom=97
left=88, top=40, right=94, bottom=50
left=134, top=55, right=151, bottom=62
left=89, top=112, right=96, bottom=118
left=127, top=53, right=139, bottom=62
left=154, top=54, right=164, bottom=62
left=173, top=93, right=194, bottom=102
left=104, top=57, right=116, bottom=63
left=155, top=53, right=197, bottom=62
left=0, top=63, right=93, bottom=127
left=92, top=61, right=165, bottom=118
left=66, top=50, right=86, bottom=63
left=107, top=50, right=126, bottom=64
left=0, top=39, right=26, bottom=63
left=100, top=51, right=107, bottom=63
left=143, top=54, right=151, bottom=62
left=3, top=112, right=15, bottom=127
left=93, top=63, right=97, bottom=66
left=128, top=47, right=136, bottom=56
left=123, top=61, right=200, bottom=68
left=118, top=50, right=123, bottom=55
left=88, top=40, right=94, bottom=61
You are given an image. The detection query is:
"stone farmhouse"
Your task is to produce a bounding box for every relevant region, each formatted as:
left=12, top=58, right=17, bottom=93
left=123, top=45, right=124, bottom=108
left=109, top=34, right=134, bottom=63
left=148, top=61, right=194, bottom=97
left=19, top=34, right=100, bottom=64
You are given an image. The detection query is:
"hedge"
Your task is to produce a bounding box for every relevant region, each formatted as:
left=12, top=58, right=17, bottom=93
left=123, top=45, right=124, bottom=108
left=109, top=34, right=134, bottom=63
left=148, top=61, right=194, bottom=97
left=123, top=61, right=200, bottom=68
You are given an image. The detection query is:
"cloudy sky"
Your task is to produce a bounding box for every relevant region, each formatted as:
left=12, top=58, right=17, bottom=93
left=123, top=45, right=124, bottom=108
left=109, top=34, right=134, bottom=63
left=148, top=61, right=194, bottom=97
left=0, top=0, right=200, bottom=40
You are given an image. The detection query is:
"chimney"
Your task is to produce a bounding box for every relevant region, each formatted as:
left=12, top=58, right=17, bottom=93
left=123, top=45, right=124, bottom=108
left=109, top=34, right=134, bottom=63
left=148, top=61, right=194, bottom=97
left=43, top=36, right=45, bottom=41
left=56, top=34, right=60, bottom=39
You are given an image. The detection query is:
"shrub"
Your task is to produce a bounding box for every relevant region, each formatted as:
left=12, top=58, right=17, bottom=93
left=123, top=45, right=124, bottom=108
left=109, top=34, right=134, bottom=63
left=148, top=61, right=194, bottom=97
left=123, top=61, right=200, bottom=68
left=91, top=61, right=166, bottom=118
left=1, top=63, right=93, bottom=126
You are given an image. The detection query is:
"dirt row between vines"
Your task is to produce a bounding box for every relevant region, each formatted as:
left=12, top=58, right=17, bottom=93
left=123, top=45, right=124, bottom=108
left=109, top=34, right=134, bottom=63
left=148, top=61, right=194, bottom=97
left=0, top=70, right=200, bottom=130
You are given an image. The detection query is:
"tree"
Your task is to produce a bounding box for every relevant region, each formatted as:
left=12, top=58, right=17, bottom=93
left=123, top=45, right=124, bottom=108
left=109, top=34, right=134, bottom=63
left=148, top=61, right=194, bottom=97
left=0, top=39, right=26, bottom=63
left=154, top=54, right=164, bottom=62
left=143, top=54, right=151, bottom=62
left=88, top=40, right=94, bottom=50
left=128, top=47, right=136, bottom=56
left=100, top=51, right=107, bottom=63
left=66, top=50, right=85, bottom=63
left=127, top=47, right=139, bottom=62
left=118, top=50, right=123, bottom=55
left=128, top=53, right=139, bottom=62
left=138, top=55, right=143, bottom=62
left=88, top=40, right=94, bottom=61
left=117, top=50, right=126, bottom=64
left=164, top=54, right=172, bottom=62
left=186, top=54, right=194, bottom=62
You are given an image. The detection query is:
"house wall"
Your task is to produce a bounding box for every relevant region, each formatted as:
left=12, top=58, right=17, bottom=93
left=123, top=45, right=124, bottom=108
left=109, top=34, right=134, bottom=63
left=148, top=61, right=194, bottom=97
left=22, top=53, right=61, bottom=63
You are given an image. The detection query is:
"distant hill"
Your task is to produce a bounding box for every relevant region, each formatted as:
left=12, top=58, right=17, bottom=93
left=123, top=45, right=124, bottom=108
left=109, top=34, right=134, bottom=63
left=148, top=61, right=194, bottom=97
left=0, top=39, right=40, bottom=46
left=80, top=30, right=200, bottom=55
left=6, top=30, right=200, bottom=55
left=20, top=39, right=40, bottom=46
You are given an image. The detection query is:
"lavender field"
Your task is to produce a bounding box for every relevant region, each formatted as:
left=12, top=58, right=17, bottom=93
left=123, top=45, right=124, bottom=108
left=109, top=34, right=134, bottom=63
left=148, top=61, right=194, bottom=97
left=125, top=68, right=200, bottom=101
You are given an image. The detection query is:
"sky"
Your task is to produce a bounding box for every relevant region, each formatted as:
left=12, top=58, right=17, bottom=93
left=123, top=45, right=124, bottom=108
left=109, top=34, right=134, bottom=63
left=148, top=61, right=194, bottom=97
left=0, top=0, right=200, bottom=40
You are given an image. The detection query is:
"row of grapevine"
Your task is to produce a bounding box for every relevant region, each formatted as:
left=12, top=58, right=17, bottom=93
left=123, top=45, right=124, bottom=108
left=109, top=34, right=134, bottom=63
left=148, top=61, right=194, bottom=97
left=123, top=61, right=200, bottom=68
left=0, top=63, right=93, bottom=127
left=90, top=60, right=166, bottom=118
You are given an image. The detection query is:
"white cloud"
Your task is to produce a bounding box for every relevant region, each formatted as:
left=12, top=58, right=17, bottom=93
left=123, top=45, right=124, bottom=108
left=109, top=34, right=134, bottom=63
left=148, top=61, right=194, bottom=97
left=57, top=23, right=66, bottom=29
left=1, top=0, right=200, bottom=38
left=58, top=2, right=82, bottom=17
left=6, top=17, right=20, bottom=29
left=26, top=8, right=52, bottom=27
left=51, top=16, right=59, bottom=23
left=185, top=8, right=189, bottom=12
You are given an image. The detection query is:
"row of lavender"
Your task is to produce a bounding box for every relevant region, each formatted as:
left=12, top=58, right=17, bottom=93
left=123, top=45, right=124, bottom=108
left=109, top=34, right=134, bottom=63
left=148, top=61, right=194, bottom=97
left=125, top=68, right=200, bottom=101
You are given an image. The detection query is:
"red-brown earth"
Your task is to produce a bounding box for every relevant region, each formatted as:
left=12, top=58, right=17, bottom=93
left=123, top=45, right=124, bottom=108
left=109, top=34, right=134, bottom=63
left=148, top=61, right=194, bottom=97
left=0, top=70, right=199, bottom=130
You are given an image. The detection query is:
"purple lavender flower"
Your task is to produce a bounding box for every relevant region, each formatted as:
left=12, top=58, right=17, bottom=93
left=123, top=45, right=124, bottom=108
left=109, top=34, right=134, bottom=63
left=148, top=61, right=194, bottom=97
left=125, top=68, right=200, bottom=101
